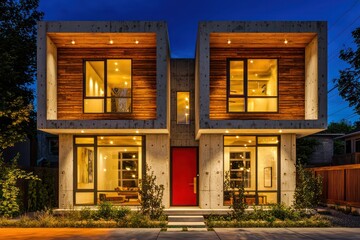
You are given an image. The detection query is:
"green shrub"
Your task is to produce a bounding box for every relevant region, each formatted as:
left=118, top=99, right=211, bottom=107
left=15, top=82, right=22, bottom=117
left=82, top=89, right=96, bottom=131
left=79, top=207, right=92, bottom=220
left=294, top=164, right=322, bottom=210
left=97, top=201, right=114, bottom=220
left=139, top=165, right=165, bottom=220
left=231, top=184, right=248, bottom=220
left=112, top=207, right=131, bottom=222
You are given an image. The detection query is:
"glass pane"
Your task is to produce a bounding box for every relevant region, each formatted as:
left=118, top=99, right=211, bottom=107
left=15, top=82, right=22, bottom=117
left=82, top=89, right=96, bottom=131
left=224, top=146, right=256, bottom=191
left=98, top=147, right=141, bottom=191
left=257, top=146, right=278, bottom=191
left=247, top=59, right=277, bottom=96
left=228, top=98, right=244, bottom=112
left=106, top=98, right=131, bottom=113
left=77, top=147, right=94, bottom=189
left=85, top=61, right=104, bottom=97
left=177, top=92, right=190, bottom=124
left=258, top=192, right=278, bottom=205
left=247, top=98, right=277, bottom=112
left=84, top=99, right=104, bottom=113
left=97, top=136, right=142, bottom=146
left=75, top=137, right=94, bottom=144
left=75, top=192, right=94, bottom=205
left=257, top=136, right=279, bottom=145
left=229, top=61, right=244, bottom=95
left=106, top=59, right=131, bottom=113
left=224, top=136, right=256, bottom=146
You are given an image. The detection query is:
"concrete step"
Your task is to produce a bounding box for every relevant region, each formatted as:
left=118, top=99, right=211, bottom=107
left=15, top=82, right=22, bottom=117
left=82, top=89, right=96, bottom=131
left=168, top=215, right=204, bottom=222
left=167, top=221, right=206, bottom=228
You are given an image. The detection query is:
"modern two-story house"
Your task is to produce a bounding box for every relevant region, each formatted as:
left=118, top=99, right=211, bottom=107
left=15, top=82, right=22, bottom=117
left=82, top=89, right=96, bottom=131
left=37, top=21, right=327, bottom=211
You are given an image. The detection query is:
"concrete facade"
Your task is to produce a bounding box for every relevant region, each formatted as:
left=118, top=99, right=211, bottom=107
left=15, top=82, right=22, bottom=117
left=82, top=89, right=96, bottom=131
left=37, top=21, right=327, bottom=210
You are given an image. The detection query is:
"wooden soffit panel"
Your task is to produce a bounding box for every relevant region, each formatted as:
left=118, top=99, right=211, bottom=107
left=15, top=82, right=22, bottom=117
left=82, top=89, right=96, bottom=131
left=210, top=32, right=317, bottom=48
left=47, top=32, right=156, bottom=48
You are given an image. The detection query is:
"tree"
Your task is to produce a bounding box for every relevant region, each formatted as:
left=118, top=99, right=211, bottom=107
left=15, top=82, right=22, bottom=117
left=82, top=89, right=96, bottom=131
left=0, top=0, right=43, bottom=218
left=334, top=27, right=360, bottom=114
left=324, top=120, right=354, bottom=134
left=0, top=0, right=43, bottom=151
left=296, top=138, right=319, bottom=165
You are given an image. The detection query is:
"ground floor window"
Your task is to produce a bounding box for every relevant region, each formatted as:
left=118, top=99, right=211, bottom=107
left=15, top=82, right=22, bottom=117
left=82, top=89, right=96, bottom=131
left=224, top=135, right=279, bottom=205
left=74, top=136, right=143, bottom=206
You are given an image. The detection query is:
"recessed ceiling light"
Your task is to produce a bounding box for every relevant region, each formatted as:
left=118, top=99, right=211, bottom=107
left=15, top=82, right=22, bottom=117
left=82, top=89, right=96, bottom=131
left=227, top=39, right=231, bottom=44
left=225, top=130, right=229, bottom=133
left=71, top=40, right=76, bottom=45
left=279, top=129, right=283, bottom=133
left=115, top=68, right=119, bottom=72
left=136, top=130, right=139, bottom=134
left=250, top=60, right=254, bottom=64
left=109, top=39, right=114, bottom=44
left=284, top=39, right=288, bottom=44
left=135, top=40, right=139, bottom=44
left=236, top=136, right=239, bottom=139
left=115, top=62, right=118, bottom=65
left=80, top=130, right=84, bottom=133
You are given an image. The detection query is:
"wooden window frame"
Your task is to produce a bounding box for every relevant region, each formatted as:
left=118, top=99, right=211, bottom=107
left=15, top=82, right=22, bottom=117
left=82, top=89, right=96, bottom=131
left=83, top=59, right=133, bottom=114
left=226, top=58, right=279, bottom=113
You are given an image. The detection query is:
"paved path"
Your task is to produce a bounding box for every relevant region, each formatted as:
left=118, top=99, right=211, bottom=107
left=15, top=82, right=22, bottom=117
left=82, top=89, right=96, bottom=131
left=0, top=228, right=360, bottom=239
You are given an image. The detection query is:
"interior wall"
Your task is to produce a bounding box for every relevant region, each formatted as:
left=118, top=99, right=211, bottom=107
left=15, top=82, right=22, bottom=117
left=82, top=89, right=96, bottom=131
left=305, top=36, right=318, bottom=120
left=46, top=36, right=57, bottom=120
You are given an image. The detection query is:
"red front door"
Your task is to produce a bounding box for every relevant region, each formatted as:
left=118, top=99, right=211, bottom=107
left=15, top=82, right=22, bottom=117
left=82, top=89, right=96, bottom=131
left=171, top=147, right=198, bottom=206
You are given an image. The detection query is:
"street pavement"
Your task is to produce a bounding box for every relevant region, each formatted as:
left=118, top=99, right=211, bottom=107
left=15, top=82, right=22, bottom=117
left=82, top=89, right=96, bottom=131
left=0, top=228, right=359, bottom=239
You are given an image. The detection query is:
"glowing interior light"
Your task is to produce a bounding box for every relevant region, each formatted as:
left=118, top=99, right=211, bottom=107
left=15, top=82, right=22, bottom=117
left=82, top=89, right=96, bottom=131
left=124, top=149, right=127, bottom=152
left=126, top=167, right=131, bottom=170
left=109, top=39, right=114, bottom=44
left=115, top=62, right=118, bottom=65
left=279, top=129, right=283, bottom=133
left=132, top=174, right=136, bottom=178
left=136, top=130, right=139, bottom=134
left=236, top=136, right=239, bottom=139
left=240, top=167, right=244, bottom=171
left=250, top=60, right=254, bottom=64
left=104, top=169, right=107, bottom=172
left=81, top=130, right=85, bottom=133
left=186, top=105, right=189, bottom=109
left=284, top=39, right=288, bottom=44
left=110, top=140, right=113, bottom=144
left=248, top=140, right=252, bottom=143
left=135, top=40, right=139, bottom=44
left=100, top=136, right=104, bottom=140
left=227, top=39, right=231, bottom=44
left=185, top=97, right=189, bottom=101
left=132, top=155, right=136, bottom=158
left=225, top=130, right=229, bottom=133
left=125, top=82, right=128, bottom=86
left=133, top=137, right=136, bottom=140
left=115, top=68, right=119, bottom=72
left=71, top=40, right=75, bottom=45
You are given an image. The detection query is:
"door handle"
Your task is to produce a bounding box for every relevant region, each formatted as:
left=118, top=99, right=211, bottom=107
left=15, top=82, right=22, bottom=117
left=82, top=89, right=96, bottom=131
left=194, top=177, right=197, bottom=194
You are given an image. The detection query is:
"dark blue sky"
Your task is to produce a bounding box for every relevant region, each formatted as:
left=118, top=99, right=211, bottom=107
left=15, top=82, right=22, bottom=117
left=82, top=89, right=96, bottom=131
left=39, top=0, right=360, bottom=124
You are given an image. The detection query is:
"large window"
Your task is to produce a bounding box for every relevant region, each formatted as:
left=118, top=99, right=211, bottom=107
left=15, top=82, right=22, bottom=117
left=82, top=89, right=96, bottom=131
left=84, top=59, right=132, bottom=113
left=228, top=59, right=278, bottom=113
left=75, top=136, right=142, bottom=206
left=224, top=136, right=279, bottom=205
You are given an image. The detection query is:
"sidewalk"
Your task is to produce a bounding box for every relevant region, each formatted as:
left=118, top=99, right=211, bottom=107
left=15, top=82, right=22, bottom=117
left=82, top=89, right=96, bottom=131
left=0, top=228, right=360, bottom=239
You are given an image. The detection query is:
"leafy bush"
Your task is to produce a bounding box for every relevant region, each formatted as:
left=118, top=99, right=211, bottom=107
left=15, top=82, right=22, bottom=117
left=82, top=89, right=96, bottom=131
left=231, top=184, right=248, bottom=220
left=97, top=201, right=114, bottom=220
left=139, top=165, right=165, bottom=220
left=112, top=207, right=131, bottom=222
left=79, top=207, right=92, bottom=220
left=294, top=164, right=323, bottom=210
left=0, top=155, right=39, bottom=218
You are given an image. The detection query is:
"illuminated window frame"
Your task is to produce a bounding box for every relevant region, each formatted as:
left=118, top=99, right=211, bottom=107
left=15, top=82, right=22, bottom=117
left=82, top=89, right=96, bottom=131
left=83, top=59, right=132, bottom=114
left=227, top=59, right=278, bottom=113
left=177, top=92, right=190, bottom=124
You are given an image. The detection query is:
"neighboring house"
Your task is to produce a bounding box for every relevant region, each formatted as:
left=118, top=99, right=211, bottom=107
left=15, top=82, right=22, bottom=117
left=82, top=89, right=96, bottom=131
left=333, top=131, right=360, bottom=165
left=305, top=133, right=343, bottom=166
left=37, top=21, right=327, bottom=210
left=37, top=131, right=59, bottom=167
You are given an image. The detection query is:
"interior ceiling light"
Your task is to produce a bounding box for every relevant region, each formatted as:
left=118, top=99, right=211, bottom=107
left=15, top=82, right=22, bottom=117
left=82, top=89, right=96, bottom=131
left=135, top=40, right=139, bottom=44
left=80, top=130, right=84, bottom=133
left=225, top=130, right=229, bottom=133
left=227, top=39, right=231, bottom=44
left=284, top=39, right=288, bottom=44
left=109, top=39, right=114, bottom=44
left=71, top=40, right=76, bottom=45
left=279, top=129, right=283, bottom=133
left=250, top=60, right=254, bottom=64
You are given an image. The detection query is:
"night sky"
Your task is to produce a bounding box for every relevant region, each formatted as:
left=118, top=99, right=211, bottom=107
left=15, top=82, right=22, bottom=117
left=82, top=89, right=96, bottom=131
left=38, top=0, right=360, bottom=124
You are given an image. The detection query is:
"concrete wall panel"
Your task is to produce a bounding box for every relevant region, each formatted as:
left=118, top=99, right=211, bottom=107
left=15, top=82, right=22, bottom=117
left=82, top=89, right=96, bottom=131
left=59, top=134, right=73, bottom=209
left=280, top=134, right=296, bottom=206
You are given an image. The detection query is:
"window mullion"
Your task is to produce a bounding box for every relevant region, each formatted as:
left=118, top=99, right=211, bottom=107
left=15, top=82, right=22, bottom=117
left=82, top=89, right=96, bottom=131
left=244, top=59, right=248, bottom=112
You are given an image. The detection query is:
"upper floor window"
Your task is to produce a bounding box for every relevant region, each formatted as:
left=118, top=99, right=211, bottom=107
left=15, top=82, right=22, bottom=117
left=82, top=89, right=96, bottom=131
left=84, top=59, right=132, bottom=113
left=228, top=59, right=278, bottom=113
left=177, top=92, right=190, bottom=124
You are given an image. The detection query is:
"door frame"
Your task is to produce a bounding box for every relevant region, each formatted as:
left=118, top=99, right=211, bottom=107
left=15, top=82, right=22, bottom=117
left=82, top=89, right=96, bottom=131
left=170, top=146, right=199, bottom=206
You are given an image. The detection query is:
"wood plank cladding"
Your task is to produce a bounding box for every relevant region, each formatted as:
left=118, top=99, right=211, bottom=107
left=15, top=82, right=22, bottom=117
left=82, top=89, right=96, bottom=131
left=57, top=47, right=156, bottom=120
left=48, top=33, right=156, bottom=48
left=210, top=33, right=316, bottom=48
left=209, top=48, right=305, bottom=120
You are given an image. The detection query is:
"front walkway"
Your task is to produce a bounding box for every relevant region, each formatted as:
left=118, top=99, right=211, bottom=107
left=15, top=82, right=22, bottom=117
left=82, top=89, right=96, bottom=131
left=0, top=228, right=360, bottom=239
